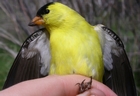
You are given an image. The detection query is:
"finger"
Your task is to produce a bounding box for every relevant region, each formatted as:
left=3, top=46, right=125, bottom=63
left=76, top=89, right=106, bottom=96
left=91, top=80, right=117, bottom=96
left=59, top=75, right=117, bottom=96
left=90, top=88, right=106, bottom=96
left=76, top=90, right=90, bottom=96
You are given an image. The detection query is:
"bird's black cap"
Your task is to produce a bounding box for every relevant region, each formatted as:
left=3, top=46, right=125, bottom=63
left=36, top=2, right=54, bottom=17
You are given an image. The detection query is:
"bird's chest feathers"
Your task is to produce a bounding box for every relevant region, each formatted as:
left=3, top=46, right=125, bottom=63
left=50, top=30, right=87, bottom=65
left=49, top=29, right=103, bottom=81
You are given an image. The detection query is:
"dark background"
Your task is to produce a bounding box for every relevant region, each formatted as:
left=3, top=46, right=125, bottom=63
left=0, top=0, right=140, bottom=95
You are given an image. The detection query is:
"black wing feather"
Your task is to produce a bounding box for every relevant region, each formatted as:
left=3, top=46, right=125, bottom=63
left=3, top=28, right=47, bottom=89
left=102, top=26, right=137, bottom=96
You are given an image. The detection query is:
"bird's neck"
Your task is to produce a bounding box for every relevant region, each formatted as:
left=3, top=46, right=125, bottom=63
left=45, top=13, right=88, bottom=33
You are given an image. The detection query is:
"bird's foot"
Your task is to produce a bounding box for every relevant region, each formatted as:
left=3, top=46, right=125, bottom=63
left=76, top=76, right=92, bottom=94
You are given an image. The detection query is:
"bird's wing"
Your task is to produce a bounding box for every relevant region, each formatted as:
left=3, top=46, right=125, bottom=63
left=3, top=28, right=51, bottom=89
left=94, top=24, right=137, bottom=96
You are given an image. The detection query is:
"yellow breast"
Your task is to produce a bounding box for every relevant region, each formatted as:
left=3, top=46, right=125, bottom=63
left=49, top=23, right=103, bottom=82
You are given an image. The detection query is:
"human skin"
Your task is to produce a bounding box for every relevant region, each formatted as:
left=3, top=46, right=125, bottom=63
left=0, top=75, right=117, bottom=96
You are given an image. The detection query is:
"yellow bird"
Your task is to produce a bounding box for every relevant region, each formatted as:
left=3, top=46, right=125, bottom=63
left=3, top=2, right=137, bottom=96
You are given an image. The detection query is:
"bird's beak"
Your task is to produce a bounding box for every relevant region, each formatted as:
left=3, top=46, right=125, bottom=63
left=28, top=16, right=44, bottom=26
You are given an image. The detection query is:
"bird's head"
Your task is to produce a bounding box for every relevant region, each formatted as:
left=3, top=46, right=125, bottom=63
left=28, top=2, right=81, bottom=30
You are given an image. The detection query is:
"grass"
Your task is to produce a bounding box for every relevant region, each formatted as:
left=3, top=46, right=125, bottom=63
left=0, top=50, right=13, bottom=89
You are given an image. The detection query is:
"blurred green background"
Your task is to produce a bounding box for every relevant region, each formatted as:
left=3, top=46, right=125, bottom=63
left=0, top=0, right=140, bottom=95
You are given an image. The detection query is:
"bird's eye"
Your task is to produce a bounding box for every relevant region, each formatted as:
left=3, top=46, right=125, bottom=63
left=36, top=8, right=50, bottom=17
left=43, top=9, right=50, bottom=14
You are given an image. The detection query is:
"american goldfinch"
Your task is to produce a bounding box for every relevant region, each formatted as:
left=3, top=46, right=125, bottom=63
left=3, top=2, right=137, bottom=96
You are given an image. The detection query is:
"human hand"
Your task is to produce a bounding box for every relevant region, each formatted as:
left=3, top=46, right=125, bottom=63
left=0, top=75, right=117, bottom=96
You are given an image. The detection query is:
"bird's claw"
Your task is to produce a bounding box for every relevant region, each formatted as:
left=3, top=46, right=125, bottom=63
left=76, top=76, right=92, bottom=94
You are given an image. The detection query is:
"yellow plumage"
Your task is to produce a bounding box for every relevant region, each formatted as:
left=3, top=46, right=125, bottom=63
left=41, top=2, right=103, bottom=81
